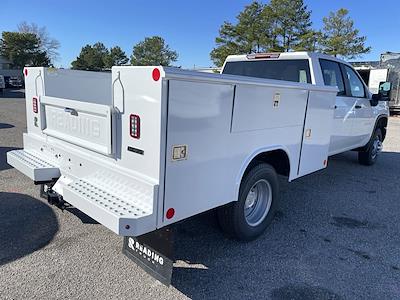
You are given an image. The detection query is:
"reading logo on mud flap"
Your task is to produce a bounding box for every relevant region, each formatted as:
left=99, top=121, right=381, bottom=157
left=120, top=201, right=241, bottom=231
left=127, top=237, right=164, bottom=265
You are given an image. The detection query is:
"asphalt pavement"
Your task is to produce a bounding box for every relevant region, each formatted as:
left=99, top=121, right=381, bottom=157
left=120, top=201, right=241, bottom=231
left=1, top=93, right=399, bottom=299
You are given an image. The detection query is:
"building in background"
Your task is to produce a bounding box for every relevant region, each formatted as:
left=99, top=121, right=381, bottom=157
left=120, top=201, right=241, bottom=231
left=352, top=52, right=400, bottom=114
left=0, top=56, right=23, bottom=88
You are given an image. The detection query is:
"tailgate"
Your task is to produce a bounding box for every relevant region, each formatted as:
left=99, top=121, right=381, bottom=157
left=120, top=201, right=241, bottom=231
left=40, top=96, right=114, bottom=155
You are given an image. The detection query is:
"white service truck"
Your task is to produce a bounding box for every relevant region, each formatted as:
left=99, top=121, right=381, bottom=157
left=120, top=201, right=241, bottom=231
left=6, top=52, right=389, bottom=282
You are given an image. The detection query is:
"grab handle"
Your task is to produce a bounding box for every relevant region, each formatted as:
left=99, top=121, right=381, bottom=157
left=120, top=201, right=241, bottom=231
left=34, top=70, right=44, bottom=96
left=112, top=71, right=125, bottom=114
left=64, top=107, right=78, bottom=116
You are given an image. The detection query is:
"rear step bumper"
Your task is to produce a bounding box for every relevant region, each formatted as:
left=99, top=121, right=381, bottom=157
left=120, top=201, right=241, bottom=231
left=7, top=149, right=158, bottom=236
left=64, top=178, right=156, bottom=236
left=7, top=149, right=60, bottom=182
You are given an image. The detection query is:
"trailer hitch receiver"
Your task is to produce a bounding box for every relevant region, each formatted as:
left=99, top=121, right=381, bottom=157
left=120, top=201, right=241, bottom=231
left=45, top=186, right=67, bottom=210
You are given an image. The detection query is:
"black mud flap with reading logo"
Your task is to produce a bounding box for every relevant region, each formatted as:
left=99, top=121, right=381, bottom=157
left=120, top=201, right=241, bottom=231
left=122, top=227, right=174, bottom=286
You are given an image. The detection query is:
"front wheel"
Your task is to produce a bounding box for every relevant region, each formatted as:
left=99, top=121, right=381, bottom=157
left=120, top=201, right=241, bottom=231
left=358, top=128, right=383, bottom=166
left=217, top=163, right=279, bottom=241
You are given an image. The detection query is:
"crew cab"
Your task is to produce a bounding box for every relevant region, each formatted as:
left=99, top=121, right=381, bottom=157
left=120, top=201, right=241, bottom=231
left=6, top=52, right=389, bottom=282
left=222, top=52, right=389, bottom=165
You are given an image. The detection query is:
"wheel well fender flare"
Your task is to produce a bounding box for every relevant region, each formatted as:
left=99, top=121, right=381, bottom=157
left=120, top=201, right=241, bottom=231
left=233, top=146, right=291, bottom=202
left=374, top=114, right=388, bottom=140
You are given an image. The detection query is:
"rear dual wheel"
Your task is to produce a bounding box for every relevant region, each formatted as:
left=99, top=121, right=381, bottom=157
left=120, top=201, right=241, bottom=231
left=217, top=163, right=279, bottom=241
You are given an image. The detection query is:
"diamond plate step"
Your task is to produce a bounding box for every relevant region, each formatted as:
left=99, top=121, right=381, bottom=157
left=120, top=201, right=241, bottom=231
left=63, top=176, right=156, bottom=236
left=6, top=149, right=60, bottom=182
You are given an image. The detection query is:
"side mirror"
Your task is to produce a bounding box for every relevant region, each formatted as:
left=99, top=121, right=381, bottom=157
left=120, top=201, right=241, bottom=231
left=379, top=81, right=391, bottom=97
left=371, top=81, right=391, bottom=105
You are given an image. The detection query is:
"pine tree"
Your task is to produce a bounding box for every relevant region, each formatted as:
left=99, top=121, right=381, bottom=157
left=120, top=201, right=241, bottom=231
left=210, top=1, right=314, bottom=67
left=71, top=42, right=109, bottom=71
left=269, top=0, right=313, bottom=51
left=320, top=8, right=371, bottom=59
left=211, top=1, right=277, bottom=67
left=130, top=36, right=178, bottom=66
left=104, top=46, right=128, bottom=68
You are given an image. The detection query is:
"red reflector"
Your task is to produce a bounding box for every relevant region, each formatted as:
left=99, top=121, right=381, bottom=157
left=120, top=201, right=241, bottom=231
left=24, top=68, right=28, bottom=76
left=166, top=208, right=175, bottom=219
left=152, top=68, right=160, bottom=81
left=130, top=114, right=140, bottom=139
left=32, top=97, right=38, bottom=113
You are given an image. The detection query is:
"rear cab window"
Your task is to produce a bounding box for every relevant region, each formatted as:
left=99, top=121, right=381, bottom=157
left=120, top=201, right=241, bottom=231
left=222, top=59, right=312, bottom=84
left=319, top=59, right=346, bottom=96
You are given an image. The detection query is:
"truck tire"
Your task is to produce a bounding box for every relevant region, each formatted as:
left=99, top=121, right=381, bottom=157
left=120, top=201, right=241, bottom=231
left=358, top=128, right=383, bottom=166
left=217, top=163, right=279, bottom=241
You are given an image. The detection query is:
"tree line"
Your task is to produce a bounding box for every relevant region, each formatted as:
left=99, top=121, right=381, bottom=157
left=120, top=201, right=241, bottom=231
left=211, top=1, right=371, bottom=66
left=71, top=36, right=178, bottom=71
left=0, top=24, right=178, bottom=70
left=0, top=2, right=370, bottom=70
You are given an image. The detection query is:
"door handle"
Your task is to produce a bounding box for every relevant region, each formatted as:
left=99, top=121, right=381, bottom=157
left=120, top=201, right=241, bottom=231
left=355, top=105, right=362, bottom=109
left=64, top=107, right=78, bottom=116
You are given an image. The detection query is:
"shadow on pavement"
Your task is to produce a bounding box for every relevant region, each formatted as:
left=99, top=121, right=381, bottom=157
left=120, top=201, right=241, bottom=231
left=0, top=192, right=59, bottom=266
left=65, top=207, right=99, bottom=224
left=0, top=123, right=14, bottom=129
left=0, top=147, right=21, bottom=171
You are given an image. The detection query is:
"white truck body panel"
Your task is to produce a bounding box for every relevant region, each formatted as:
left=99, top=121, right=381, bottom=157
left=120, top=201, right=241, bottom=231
left=224, top=52, right=389, bottom=156
left=7, top=64, right=337, bottom=236
left=163, top=79, right=335, bottom=224
left=298, top=90, right=335, bottom=176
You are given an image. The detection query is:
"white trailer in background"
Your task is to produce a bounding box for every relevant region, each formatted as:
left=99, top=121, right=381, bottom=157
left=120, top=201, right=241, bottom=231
left=7, top=52, right=389, bottom=284
left=353, top=52, right=400, bottom=114
left=367, top=69, right=389, bottom=95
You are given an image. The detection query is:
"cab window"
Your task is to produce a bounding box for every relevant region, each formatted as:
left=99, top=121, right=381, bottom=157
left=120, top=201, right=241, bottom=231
left=319, top=59, right=346, bottom=96
left=222, top=59, right=312, bottom=83
left=343, top=65, right=366, bottom=98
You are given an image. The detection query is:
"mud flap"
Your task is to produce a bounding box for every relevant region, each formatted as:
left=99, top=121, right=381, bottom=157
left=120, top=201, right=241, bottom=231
left=122, top=227, right=174, bottom=285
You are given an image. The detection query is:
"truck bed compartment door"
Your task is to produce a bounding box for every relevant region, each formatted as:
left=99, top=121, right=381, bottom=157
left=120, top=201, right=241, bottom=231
left=298, top=90, right=336, bottom=177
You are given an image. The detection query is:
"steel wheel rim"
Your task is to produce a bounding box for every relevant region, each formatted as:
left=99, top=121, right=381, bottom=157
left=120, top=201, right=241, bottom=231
left=371, top=135, right=383, bottom=160
left=244, top=179, right=272, bottom=227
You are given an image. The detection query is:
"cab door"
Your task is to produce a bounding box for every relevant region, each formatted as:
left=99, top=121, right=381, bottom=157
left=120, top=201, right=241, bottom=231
left=342, top=65, right=375, bottom=147
left=319, top=59, right=356, bottom=155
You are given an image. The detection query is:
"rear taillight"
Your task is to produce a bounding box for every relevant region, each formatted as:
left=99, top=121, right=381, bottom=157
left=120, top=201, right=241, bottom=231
left=32, top=97, right=38, bottom=113
left=130, top=114, right=140, bottom=139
